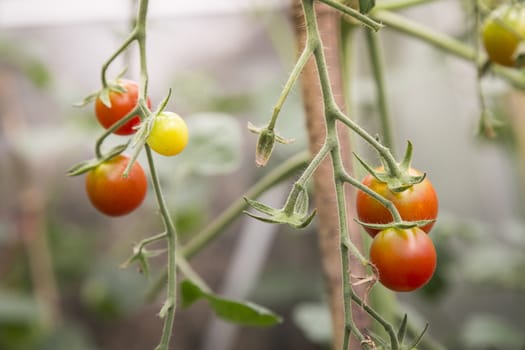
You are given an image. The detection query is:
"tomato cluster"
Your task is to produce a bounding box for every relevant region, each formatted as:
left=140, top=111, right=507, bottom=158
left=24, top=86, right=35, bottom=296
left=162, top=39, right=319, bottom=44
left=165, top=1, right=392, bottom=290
left=83, top=79, right=189, bottom=217
left=356, top=168, right=438, bottom=292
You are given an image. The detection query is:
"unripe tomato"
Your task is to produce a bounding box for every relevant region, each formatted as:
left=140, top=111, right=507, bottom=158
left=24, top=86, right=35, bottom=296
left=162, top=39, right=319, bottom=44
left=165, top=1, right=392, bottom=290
left=482, top=4, right=525, bottom=67
left=95, top=79, right=151, bottom=135
left=147, top=112, right=189, bottom=156
left=356, top=168, right=438, bottom=237
left=370, top=227, right=437, bottom=292
left=85, top=154, right=147, bottom=216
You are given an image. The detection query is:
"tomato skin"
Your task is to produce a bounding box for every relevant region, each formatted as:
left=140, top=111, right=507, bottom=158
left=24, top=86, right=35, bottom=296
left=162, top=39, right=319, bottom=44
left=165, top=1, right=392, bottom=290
left=85, top=154, right=147, bottom=216
left=94, top=79, right=151, bottom=136
left=355, top=168, right=438, bottom=237
left=370, top=227, right=437, bottom=292
left=482, top=4, right=525, bottom=67
left=147, top=112, right=189, bottom=156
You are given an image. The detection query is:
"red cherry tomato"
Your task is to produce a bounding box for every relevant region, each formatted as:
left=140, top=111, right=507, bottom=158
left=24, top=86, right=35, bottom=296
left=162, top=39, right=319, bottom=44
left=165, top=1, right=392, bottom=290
left=370, top=227, right=437, bottom=292
left=94, top=79, right=151, bottom=135
left=356, top=168, right=438, bottom=237
left=85, top=154, right=147, bottom=216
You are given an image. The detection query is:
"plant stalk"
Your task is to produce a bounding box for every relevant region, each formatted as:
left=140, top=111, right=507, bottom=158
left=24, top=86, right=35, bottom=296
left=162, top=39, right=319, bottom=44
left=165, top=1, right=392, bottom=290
left=294, top=1, right=370, bottom=348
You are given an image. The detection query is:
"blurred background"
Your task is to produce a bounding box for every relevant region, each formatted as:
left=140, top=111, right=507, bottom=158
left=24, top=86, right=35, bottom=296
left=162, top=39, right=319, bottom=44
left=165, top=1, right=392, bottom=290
left=1, top=0, right=525, bottom=349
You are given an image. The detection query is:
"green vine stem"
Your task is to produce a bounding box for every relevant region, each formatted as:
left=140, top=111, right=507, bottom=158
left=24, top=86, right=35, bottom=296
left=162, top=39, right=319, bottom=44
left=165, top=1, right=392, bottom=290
left=338, top=170, right=402, bottom=224
left=268, top=43, right=313, bottom=130
left=317, top=0, right=383, bottom=31
left=96, top=0, right=180, bottom=348
left=301, top=0, right=421, bottom=348
left=95, top=0, right=151, bottom=161
left=302, top=1, right=368, bottom=348
left=370, top=9, right=525, bottom=89
left=100, top=30, right=137, bottom=88
left=146, top=151, right=310, bottom=301
left=365, top=29, right=395, bottom=151
left=94, top=104, right=140, bottom=159
left=374, top=0, right=438, bottom=11
left=135, top=0, right=150, bottom=100
left=145, top=145, right=179, bottom=350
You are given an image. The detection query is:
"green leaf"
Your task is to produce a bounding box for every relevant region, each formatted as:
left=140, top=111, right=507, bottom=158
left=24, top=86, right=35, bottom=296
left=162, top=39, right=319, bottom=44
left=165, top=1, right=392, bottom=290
left=178, top=113, right=242, bottom=175
left=180, top=280, right=281, bottom=327
left=180, top=279, right=203, bottom=308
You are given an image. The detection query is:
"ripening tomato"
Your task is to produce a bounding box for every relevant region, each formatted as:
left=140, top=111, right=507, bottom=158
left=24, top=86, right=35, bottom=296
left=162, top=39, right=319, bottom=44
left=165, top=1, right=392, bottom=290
left=95, top=79, right=151, bottom=135
left=482, top=4, right=525, bottom=67
left=370, top=227, right=437, bottom=292
left=85, top=154, right=147, bottom=216
left=147, top=112, right=189, bottom=156
left=356, top=168, right=438, bottom=237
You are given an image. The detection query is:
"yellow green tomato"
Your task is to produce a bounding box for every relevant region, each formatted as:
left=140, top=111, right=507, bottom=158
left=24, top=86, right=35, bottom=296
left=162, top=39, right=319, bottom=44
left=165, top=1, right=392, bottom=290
left=147, top=112, right=189, bottom=156
left=482, top=4, right=525, bottom=67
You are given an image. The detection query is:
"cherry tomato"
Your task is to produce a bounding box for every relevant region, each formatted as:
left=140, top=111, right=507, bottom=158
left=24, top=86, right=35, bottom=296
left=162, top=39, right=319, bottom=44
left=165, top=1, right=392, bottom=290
left=482, top=4, right=525, bottom=67
left=370, top=227, right=437, bottom=292
left=95, top=79, right=151, bottom=136
left=147, top=112, right=189, bottom=156
left=356, top=168, right=438, bottom=237
left=85, top=154, right=147, bottom=216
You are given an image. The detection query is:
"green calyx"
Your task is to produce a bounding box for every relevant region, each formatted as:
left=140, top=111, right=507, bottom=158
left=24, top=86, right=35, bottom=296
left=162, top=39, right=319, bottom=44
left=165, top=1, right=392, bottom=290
left=248, top=122, right=294, bottom=167
left=355, top=218, right=436, bottom=231
left=66, top=143, right=128, bottom=177
left=356, top=140, right=425, bottom=192
left=74, top=69, right=129, bottom=108
left=243, top=183, right=316, bottom=229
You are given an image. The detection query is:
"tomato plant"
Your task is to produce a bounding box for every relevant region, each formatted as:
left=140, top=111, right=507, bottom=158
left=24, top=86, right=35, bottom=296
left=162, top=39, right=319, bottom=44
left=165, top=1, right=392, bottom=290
left=147, top=111, right=189, bottom=156
left=356, top=167, right=438, bottom=237
left=85, top=154, right=147, bottom=216
left=482, top=4, right=525, bottom=67
left=95, top=79, right=151, bottom=135
left=370, top=227, right=437, bottom=292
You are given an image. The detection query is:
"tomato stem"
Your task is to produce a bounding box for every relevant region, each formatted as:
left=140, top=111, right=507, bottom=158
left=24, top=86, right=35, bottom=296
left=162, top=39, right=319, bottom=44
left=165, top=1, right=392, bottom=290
left=145, top=145, right=179, bottom=350
left=136, top=0, right=149, bottom=101
left=94, top=103, right=145, bottom=159
left=268, top=42, right=313, bottom=131
left=317, top=0, right=383, bottom=31
left=351, top=293, right=400, bottom=349
left=365, top=29, right=395, bottom=152
left=339, top=170, right=404, bottom=223
left=100, top=28, right=138, bottom=89
left=145, top=150, right=309, bottom=301
left=373, top=0, right=438, bottom=11
left=302, top=1, right=368, bottom=348
left=370, top=9, right=525, bottom=89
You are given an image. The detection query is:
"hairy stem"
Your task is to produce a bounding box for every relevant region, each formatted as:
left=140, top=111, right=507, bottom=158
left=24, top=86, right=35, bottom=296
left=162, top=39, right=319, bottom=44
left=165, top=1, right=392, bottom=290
left=146, top=145, right=178, bottom=350
left=269, top=43, right=314, bottom=129
left=352, top=293, right=400, bottom=349
left=298, top=0, right=371, bottom=348
left=365, top=29, right=395, bottom=151
left=146, top=151, right=310, bottom=301
left=318, top=0, right=383, bottom=31
left=371, top=9, right=525, bottom=89
left=101, top=29, right=138, bottom=88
